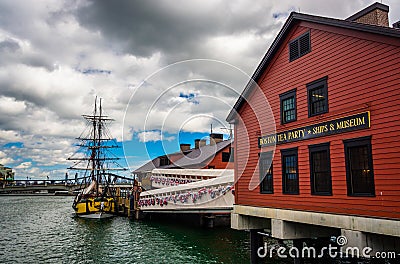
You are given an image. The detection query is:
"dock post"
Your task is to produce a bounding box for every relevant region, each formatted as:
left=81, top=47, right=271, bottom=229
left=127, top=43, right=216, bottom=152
left=129, top=192, right=134, bottom=218
left=250, top=229, right=264, bottom=264
left=135, top=209, right=139, bottom=220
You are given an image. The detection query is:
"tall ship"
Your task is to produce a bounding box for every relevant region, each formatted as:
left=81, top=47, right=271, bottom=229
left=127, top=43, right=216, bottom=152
left=68, top=97, right=129, bottom=219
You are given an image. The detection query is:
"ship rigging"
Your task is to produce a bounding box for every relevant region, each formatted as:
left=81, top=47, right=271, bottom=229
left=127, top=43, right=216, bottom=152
left=68, top=97, right=132, bottom=219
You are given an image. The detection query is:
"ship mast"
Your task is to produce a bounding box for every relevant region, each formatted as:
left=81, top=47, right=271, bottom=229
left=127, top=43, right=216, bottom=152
left=67, top=97, right=127, bottom=195
left=92, top=97, right=97, bottom=183
left=96, top=98, right=103, bottom=194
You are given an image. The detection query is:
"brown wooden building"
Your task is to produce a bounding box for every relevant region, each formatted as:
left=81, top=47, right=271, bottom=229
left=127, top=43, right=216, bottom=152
left=227, top=2, right=400, bottom=260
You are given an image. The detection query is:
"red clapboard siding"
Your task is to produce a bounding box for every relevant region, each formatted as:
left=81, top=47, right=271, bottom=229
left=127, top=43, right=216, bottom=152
left=234, top=23, right=400, bottom=220
left=203, top=144, right=234, bottom=169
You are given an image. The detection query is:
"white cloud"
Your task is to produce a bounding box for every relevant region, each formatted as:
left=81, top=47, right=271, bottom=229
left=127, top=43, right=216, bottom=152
left=15, top=161, right=31, bottom=169
left=137, top=131, right=175, bottom=143
left=0, top=96, right=26, bottom=115
left=0, top=157, right=14, bottom=165
left=0, top=130, right=23, bottom=142
left=0, top=150, right=15, bottom=165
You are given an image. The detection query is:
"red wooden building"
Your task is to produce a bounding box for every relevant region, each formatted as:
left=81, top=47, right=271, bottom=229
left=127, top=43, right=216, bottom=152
left=227, top=2, right=400, bottom=260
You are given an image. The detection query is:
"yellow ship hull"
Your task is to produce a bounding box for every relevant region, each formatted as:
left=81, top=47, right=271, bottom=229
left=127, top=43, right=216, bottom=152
left=73, top=197, right=116, bottom=218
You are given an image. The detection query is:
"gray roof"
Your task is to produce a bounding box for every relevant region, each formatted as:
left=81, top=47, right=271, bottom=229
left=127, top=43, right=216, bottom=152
left=133, top=140, right=232, bottom=172
left=226, top=11, right=400, bottom=122
left=133, top=150, right=184, bottom=172
left=166, top=140, right=232, bottom=168
left=133, top=158, right=158, bottom=173
left=346, top=2, right=388, bottom=22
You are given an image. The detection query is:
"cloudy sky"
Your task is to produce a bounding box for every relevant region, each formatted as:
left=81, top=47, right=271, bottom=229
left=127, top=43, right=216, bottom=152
left=0, top=0, right=399, bottom=180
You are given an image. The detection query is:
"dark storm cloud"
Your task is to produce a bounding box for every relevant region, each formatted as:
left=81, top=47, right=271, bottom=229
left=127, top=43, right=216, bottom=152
left=0, top=38, right=20, bottom=53
left=75, top=0, right=281, bottom=61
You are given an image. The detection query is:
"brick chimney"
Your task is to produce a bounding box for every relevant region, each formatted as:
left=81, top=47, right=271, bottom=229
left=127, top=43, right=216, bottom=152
left=180, top=143, right=191, bottom=152
left=194, top=139, right=200, bottom=149
left=199, top=139, right=207, bottom=148
left=209, top=133, right=223, bottom=145
left=346, top=2, right=389, bottom=27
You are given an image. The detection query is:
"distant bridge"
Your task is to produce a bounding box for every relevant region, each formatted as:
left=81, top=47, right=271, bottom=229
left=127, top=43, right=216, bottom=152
left=1, top=174, right=136, bottom=195
left=0, top=182, right=82, bottom=195
left=0, top=180, right=136, bottom=195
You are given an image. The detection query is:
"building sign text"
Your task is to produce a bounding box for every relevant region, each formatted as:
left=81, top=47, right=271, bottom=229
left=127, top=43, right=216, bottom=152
left=258, top=112, right=370, bottom=147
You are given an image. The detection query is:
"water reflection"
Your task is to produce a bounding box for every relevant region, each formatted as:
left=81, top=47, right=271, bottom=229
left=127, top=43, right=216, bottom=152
left=0, top=196, right=250, bottom=263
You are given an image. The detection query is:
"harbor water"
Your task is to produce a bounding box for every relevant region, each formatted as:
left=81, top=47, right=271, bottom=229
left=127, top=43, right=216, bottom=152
left=0, top=196, right=250, bottom=263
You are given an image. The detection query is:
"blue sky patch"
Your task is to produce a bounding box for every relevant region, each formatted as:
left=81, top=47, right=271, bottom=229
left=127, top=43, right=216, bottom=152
left=273, top=12, right=288, bottom=19
left=80, top=68, right=111, bottom=75
left=179, top=92, right=199, bottom=104
left=3, top=142, right=23, bottom=148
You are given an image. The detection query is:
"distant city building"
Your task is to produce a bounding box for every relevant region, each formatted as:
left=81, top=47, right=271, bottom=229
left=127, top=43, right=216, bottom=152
left=0, top=164, right=15, bottom=181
